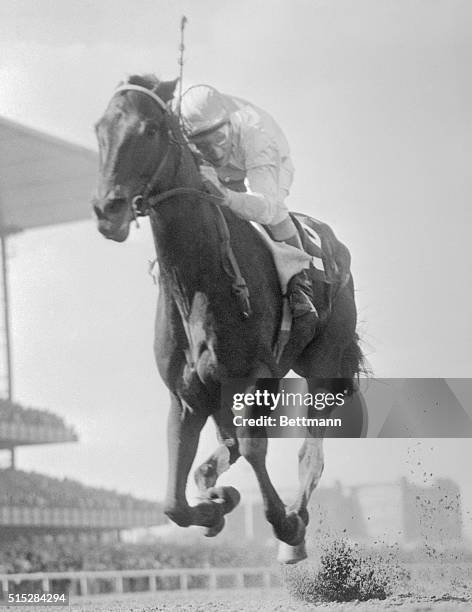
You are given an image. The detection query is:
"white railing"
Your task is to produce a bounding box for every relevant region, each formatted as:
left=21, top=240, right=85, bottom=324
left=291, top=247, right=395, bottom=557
left=0, top=567, right=281, bottom=597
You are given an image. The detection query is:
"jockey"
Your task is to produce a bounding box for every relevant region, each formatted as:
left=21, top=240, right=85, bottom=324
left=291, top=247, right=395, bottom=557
left=180, top=84, right=318, bottom=322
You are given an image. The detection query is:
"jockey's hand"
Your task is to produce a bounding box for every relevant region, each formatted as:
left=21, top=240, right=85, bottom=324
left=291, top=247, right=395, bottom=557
left=199, top=165, right=228, bottom=203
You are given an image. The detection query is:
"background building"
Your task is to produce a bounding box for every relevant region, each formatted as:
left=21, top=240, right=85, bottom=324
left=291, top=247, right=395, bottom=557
left=224, top=478, right=464, bottom=547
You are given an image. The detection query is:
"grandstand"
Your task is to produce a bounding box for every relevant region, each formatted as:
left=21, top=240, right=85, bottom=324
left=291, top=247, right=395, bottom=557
left=0, top=398, right=77, bottom=469
left=0, top=394, right=166, bottom=580
left=0, top=118, right=166, bottom=578
left=0, top=398, right=164, bottom=538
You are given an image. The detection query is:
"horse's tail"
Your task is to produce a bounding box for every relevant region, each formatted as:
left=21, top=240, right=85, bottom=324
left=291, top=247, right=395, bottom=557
left=340, top=332, right=370, bottom=395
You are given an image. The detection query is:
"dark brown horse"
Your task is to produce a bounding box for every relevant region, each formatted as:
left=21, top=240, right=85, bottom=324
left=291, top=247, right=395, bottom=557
left=93, top=75, right=363, bottom=563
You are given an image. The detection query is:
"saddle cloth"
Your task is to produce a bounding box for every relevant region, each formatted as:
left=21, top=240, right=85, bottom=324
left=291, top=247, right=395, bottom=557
left=250, top=222, right=313, bottom=293
left=250, top=212, right=350, bottom=294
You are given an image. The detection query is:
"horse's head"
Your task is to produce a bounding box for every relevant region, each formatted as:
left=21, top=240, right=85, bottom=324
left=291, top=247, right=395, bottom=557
left=93, top=75, right=179, bottom=241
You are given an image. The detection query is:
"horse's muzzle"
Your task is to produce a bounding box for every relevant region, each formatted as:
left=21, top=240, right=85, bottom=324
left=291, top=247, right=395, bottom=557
left=98, top=221, right=129, bottom=242
left=93, top=197, right=131, bottom=242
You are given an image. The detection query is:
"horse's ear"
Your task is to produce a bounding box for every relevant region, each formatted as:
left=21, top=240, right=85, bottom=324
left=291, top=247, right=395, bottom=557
left=157, top=78, right=179, bottom=103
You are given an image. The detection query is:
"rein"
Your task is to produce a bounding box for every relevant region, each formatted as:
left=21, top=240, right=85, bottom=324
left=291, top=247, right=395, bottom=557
left=147, top=187, right=224, bottom=207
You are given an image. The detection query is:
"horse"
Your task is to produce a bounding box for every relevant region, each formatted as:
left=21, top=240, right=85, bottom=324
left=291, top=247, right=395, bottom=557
left=92, top=74, right=363, bottom=564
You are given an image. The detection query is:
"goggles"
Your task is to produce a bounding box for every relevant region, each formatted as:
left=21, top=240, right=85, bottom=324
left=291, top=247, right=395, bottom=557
left=189, top=123, right=231, bottom=165
left=190, top=122, right=229, bottom=146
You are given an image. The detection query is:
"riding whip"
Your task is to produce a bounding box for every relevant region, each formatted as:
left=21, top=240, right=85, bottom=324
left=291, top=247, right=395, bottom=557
left=177, top=15, right=187, bottom=123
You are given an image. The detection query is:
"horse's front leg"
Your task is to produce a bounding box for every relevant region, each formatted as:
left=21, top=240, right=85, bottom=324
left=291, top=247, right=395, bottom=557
left=163, top=391, right=227, bottom=533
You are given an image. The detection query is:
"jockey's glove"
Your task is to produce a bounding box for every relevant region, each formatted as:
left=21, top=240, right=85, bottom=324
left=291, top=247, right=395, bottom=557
left=199, top=165, right=229, bottom=204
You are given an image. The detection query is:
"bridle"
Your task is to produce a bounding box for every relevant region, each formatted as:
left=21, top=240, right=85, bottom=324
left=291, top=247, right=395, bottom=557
left=101, top=83, right=251, bottom=320
left=110, top=84, right=224, bottom=226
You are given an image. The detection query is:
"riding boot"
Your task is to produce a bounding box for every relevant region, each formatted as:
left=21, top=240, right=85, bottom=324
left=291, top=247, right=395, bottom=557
left=286, top=269, right=319, bottom=320
left=278, top=231, right=319, bottom=322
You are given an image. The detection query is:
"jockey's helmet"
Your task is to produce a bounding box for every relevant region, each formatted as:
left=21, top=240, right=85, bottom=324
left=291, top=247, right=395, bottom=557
left=180, top=85, right=229, bottom=138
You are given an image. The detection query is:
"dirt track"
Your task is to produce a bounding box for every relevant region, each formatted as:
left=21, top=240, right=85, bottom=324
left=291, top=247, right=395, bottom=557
left=3, top=560, right=472, bottom=612
left=4, top=585, right=472, bottom=612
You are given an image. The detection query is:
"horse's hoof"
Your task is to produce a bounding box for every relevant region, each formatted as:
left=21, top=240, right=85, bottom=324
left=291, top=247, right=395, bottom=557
left=207, top=486, right=241, bottom=515
left=285, top=512, right=306, bottom=546
left=277, top=540, right=307, bottom=564
left=203, top=515, right=225, bottom=538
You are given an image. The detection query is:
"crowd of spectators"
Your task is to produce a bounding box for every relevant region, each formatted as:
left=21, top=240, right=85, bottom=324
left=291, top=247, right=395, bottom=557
left=1, top=535, right=471, bottom=576
left=0, top=399, right=72, bottom=431
left=0, top=537, right=272, bottom=574
left=0, top=469, right=158, bottom=511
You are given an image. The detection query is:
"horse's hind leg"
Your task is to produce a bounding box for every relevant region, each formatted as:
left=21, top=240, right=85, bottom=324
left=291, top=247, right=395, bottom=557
left=279, top=435, right=324, bottom=564
left=237, top=428, right=306, bottom=554
left=290, top=436, right=324, bottom=524
left=193, top=407, right=241, bottom=535
left=194, top=404, right=240, bottom=491
left=163, top=391, right=234, bottom=534
left=194, top=443, right=239, bottom=491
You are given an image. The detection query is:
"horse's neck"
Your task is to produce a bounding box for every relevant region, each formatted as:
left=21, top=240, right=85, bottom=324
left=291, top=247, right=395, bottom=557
left=150, top=151, right=222, bottom=294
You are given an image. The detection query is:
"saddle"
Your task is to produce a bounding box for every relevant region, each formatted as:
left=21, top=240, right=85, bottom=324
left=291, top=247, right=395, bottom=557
left=197, top=174, right=352, bottom=357
left=213, top=207, right=352, bottom=360
left=217, top=182, right=351, bottom=292
left=250, top=212, right=351, bottom=314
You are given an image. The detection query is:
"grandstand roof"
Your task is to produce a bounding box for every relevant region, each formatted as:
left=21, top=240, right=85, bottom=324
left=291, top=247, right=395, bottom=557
left=0, top=116, right=97, bottom=235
